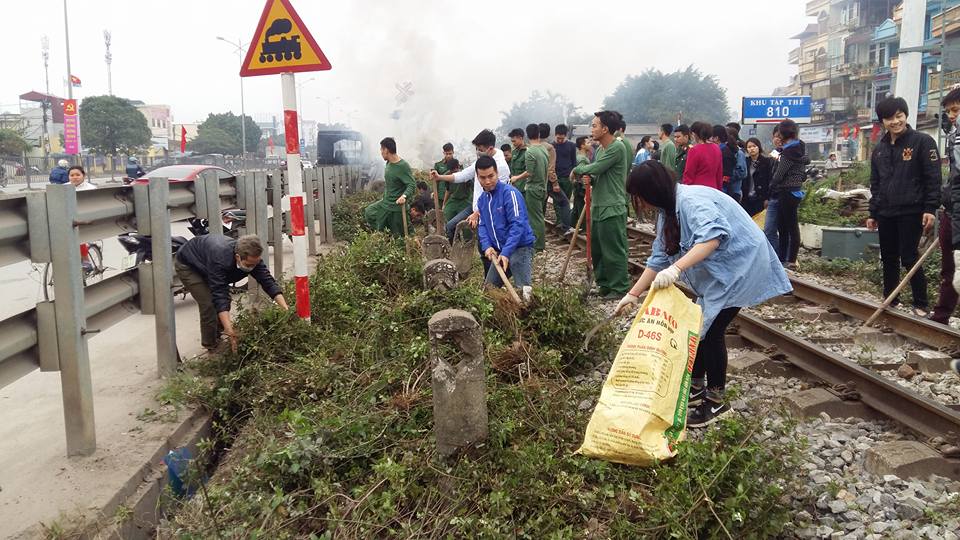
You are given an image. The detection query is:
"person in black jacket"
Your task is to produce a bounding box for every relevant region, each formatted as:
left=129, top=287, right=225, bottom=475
left=867, top=96, right=941, bottom=316
left=742, top=137, right=773, bottom=217
left=931, top=88, right=960, bottom=324
left=175, top=234, right=288, bottom=352
left=769, top=119, right=809, bottom=270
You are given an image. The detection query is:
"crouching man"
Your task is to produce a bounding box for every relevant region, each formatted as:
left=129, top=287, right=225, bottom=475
left=476, top=155, right=536, bottom=300
left=174, top=234, right=288, bottom=353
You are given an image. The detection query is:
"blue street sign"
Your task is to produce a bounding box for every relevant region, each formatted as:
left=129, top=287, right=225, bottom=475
left=742, top=96, right=812, bottom=125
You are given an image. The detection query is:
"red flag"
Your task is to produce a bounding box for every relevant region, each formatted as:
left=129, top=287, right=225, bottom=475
left=69, top=75, right=81, bottom=87
left=841, top=123, right=850, bottom=138
left=268, top=136, right=274, bottom=154
left=871, top=123, right=882, bottom=143
left=180, top=126, right=187, bottom=153
left=853, top=125, right=860, bottom=139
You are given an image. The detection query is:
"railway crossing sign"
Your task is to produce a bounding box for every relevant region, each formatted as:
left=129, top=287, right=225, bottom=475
left=240, top=0, right=332, bottom=77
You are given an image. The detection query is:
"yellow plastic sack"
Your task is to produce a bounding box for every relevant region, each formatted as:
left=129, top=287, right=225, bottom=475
left=577, top=285, right=702, bottom=466
left=752, top=209, right=766, bottom=229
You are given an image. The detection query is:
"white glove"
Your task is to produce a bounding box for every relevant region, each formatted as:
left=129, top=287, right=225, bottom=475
left=953, top=252, right=960, bottom=295
left=651, top=265, right=681, bottom=290
left=615, top=293, right=639, bottom=315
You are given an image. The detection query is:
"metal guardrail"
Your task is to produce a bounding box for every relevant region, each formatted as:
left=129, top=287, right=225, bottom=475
left=0, top=164, right=363, bottom=456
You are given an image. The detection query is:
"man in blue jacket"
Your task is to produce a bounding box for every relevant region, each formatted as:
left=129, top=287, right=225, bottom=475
left=475, top=155, right=536, bottom=298
left=49, top=159, right=70, bottom=184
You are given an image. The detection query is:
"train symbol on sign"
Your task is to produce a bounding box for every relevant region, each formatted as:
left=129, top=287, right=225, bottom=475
left=259, top=18, right=302, bottom=63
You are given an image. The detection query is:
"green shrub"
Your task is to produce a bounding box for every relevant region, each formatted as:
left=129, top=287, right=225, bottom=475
left=332, top=191, right=381, bottom=242
left=161, top=231, right=803, bottom=539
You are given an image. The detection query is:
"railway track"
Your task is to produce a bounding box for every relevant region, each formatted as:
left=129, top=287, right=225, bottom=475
left=545, top=218, right=960, bottom=445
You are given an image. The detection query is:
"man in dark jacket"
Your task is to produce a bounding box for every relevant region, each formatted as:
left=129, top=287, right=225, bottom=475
left=49, top=159, right=70, bottom=184
left=125, top=157, right=145, bottom=179
left=867, top=96, right=941, bottom=316
left=930, top=88, right=960, bottom=324
left=175, top=234, right=288, bottom=352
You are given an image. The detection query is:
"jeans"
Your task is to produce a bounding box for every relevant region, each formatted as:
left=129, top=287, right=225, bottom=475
left=931, top=213, right=957, bottom=323
left=550, top=186, right=572, bottom=232
left=691, top=307, right=741, bottom=397
left=445, top=205, right=473, bottom=243
left=777, top=191, right=802, bottom=264
left=484, top=245, right=534, bottom=288
left=877, top=213, right=928, bottom=309
left=764, top=197, right=780, bottom=258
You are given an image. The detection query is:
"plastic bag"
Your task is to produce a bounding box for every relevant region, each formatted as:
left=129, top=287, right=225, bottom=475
left=577, top=285, right=702, bottom=466
left=752, top=209, right=766, bottom=229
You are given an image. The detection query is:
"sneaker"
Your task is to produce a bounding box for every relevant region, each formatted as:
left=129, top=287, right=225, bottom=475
left=563, top=229, right=575, bottom=239
left=687, top=399, right=731, bottom=428
left=911, top=307, right=929, bottom=318
left=688, top=386, right=705, bottom=407
left=950, top=359, right=960, bottom=375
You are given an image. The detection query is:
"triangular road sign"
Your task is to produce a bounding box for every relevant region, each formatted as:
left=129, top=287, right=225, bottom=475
left=240, top=0, right=332, bottom=77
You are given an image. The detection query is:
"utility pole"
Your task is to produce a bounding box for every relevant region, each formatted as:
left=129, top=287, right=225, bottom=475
left=895, top=0, right=927, bottom=127
left=63, top=0, right=73, bottom=101
left=216, top=37, right=248, bottom=170
left=104, top=30, right=112, bottom=96
left=41, top=36, right=50, bottom=160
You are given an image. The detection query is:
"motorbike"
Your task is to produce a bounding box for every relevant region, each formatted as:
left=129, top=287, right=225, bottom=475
left=805, top=165, right=824, bottom=182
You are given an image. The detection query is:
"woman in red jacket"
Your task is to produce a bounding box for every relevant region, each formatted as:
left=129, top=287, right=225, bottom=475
left=682, top=121, right=723, bottom=190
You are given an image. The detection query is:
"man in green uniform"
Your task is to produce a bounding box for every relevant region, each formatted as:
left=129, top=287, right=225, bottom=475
left=510, top=123, right=548, bottom=251
left=571, top=111, right=631, bottom=298
left=570, top=136, right=591, bottom=233
left=433, top=142, right=454, bottom=209
left=509, top=128, right=528, bottom=192
left=658, top=123, right=677, bottom=174
left=363, top=137, right=417, bottom=237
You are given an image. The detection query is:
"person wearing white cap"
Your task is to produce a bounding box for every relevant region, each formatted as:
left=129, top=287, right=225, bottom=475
left=49, top=159, right=70, bottom=184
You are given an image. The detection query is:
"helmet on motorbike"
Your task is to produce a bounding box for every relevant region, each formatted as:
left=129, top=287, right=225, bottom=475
left=57, top=159, right=69, bottom=167
left=128, top=157, right=138, bottom=163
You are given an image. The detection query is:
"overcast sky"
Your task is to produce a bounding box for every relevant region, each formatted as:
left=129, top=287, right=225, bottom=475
left=1, top=0, right=809, bottom=162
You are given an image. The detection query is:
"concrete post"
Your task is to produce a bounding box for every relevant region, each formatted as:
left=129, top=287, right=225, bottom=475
left=424, top=259, right=459, bottom=291
left=270, top=170, right=284, bottom=278
left=450, top=221, right=477, bottom=278
left=322, top=167, right=335, bottom=243
left=315, top=168, right=328, bottom=244
left=46, top=184, right=96, bottom=455
left=148, top=177, right=178, bottom=377
left=429, top=309, right=487, bottom=457
left=303, top=168, right=318, bottom=255
left=204, top=170, right=222, bottom=236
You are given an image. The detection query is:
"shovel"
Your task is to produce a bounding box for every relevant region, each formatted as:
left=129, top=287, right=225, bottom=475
left=862, top=227, right=938, bottom=328
left=492, top=256, right=523, bottom=305
left=557, top=204, right=588, bottom=284
left=401, top=201, right=411, bottom=256
left=581, top=183, right=594, bottom=299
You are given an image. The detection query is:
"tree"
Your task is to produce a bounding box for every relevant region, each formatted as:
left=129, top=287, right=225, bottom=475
left=190, top=127, right=238, bottom=155
left=194, top=112, right=262, bottom=155
left=602, top=66, right=731, bottom=125
left=497, top=91, right=585, bottom=136
left=0, top=129, right=30, bottom=155
left=78, top=95, right=151, bottom=155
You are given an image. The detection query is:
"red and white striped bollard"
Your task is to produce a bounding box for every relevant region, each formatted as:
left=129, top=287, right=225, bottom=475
left=281, top=72, right=311, bottom=321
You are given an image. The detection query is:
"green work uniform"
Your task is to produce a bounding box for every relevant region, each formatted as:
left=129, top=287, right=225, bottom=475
left=572, top=152, right=590, bottom=232
left=618, top=135, right=634, bottom=217
left=511, top=146, right=527, bottom=192
left=442, top=177, right=473, bottom=223
left=659, top=138, right=677, bottom=174
left=524, top=144, right=549, bottom=251
left=572, top=141, right=631, bottom=296
left=364, top=159, right=416, bottom=237
left=433, top=160, right=449, bottom=203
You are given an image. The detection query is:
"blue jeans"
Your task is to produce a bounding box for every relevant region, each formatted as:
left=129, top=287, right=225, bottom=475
left=764, top=197, right=780, bottom=259
left=484, top=245, right=534, bottom=288
left=445, top=206, right=473, bottom=242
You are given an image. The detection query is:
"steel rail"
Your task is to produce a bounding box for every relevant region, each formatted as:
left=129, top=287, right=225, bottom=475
left=546, top=219, right=960, bottom=439
left=624, top=224, right=960, bottom=351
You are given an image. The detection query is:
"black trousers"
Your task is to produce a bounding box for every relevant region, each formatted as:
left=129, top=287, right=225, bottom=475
left=776, top=191, right=801, bottom=264
left=691, top=307, right=741, bottom=393
left=877, top=213, right=928, bottom=308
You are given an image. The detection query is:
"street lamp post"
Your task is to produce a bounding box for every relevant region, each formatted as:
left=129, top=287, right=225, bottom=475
left=216, top=37, right=248, bottom=170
